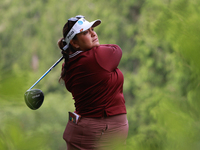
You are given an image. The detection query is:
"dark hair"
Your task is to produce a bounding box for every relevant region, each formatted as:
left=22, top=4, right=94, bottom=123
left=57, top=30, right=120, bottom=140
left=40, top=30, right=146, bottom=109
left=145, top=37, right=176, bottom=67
left=58, top=19, right=78, bottom=81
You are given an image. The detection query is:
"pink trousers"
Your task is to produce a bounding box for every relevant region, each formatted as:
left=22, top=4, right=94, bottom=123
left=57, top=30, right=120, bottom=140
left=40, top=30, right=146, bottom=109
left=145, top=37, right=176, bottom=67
left=63, top=114, right=129, bottom=150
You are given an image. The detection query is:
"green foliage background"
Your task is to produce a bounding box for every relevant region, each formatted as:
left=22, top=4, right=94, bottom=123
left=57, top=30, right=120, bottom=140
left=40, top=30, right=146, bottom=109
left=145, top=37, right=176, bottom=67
left=1, top=0, right=200, bottom=149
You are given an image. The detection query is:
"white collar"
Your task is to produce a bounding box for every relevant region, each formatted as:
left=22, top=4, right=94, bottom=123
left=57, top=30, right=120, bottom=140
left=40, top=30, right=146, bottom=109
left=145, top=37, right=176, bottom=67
left=69, top=51, right=83, bottom=58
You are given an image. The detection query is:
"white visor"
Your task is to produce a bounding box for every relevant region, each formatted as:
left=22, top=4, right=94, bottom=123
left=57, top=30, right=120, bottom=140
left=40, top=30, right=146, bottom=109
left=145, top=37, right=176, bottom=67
left=63, top=18, right=101, bottom=50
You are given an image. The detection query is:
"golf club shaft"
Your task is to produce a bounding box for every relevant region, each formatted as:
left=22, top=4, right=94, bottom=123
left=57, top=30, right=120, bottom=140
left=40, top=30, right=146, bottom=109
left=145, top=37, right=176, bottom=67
left=28, top=56, right=64, bottom=91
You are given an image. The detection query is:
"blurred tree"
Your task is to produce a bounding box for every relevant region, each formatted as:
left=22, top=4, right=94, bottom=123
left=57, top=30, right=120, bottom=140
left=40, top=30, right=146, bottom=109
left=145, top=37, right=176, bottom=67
left=0, top=120, right=48, bottom=150
left=125, top=0, right=200, bottom=149
left=1, top=0, right=200, bottom=149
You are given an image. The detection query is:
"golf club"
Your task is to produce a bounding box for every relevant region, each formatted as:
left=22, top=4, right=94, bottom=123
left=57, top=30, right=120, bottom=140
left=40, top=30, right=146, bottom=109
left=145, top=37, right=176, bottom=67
left=24, top=56, right=64, bottom=110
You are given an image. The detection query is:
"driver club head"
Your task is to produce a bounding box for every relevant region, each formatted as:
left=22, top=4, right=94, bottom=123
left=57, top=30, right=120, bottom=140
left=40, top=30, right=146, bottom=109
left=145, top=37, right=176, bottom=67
left=24, top=89, right=44, bottom=110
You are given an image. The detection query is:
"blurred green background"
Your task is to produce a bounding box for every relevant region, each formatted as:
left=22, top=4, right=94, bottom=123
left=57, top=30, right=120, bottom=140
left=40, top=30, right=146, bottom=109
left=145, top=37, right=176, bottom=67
left=1, top=0, right=200, bottom=149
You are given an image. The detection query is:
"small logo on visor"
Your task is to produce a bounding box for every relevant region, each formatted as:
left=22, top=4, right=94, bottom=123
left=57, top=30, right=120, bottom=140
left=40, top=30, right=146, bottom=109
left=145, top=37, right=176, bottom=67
left=80, top=29, right=83, bottom=32
left=78, top=20, right=83, bottom=25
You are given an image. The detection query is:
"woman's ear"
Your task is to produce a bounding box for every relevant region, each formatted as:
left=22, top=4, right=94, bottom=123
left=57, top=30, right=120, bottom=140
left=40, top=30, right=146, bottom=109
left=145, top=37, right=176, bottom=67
left=70, top=40, right=80, bottom=49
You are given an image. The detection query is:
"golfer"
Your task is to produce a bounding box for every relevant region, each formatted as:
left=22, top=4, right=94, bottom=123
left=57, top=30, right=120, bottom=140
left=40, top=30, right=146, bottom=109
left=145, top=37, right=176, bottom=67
left=57, top=15, right=128, bottom=150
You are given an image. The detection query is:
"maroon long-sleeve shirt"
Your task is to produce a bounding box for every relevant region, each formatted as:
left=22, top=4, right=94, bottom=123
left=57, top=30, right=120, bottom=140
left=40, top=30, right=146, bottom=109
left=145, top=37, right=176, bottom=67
left=63, top=44, right=127, bottom=117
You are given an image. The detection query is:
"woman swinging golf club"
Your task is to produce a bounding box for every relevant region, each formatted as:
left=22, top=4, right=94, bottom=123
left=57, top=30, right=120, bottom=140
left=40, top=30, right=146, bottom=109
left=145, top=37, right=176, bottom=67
left=57, top=15, right=129, bottom=150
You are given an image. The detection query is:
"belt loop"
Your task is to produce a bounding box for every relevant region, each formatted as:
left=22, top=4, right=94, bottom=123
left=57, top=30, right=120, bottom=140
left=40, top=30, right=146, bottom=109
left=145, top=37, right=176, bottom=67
left=104, top=111, right=107, bottom=118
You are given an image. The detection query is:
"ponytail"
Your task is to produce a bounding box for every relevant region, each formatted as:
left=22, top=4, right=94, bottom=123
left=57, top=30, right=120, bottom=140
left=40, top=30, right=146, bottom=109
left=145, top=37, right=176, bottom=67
left=57, top=38, right=70, bottom=81
left=57, top=36, right=78, bottom=81
left=58, top=18, right=79, bottom=81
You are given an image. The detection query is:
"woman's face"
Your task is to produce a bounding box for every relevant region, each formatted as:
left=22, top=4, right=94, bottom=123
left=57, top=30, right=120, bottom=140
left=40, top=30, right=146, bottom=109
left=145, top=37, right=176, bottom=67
left=75, top=27, right=100, bottom=51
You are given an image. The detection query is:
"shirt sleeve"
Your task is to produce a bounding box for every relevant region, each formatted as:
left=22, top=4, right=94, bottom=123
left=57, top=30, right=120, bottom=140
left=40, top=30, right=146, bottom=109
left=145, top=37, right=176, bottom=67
left=94, top=44, right=122, bottom=72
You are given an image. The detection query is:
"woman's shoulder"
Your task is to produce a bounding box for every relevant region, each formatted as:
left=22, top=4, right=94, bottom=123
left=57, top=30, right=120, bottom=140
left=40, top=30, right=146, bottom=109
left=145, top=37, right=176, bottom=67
left=92, top=44, right=122, bottom=71
left=96, top=44, right=121, bottom=49
left=94, top=44, right=122, bottom=55
left=93, top=44, right=121, bottom=54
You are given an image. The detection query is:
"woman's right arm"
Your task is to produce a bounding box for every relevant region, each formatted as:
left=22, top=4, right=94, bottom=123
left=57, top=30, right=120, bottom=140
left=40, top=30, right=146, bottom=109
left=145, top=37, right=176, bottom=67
left=94, top=44, right=122, bottom=72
